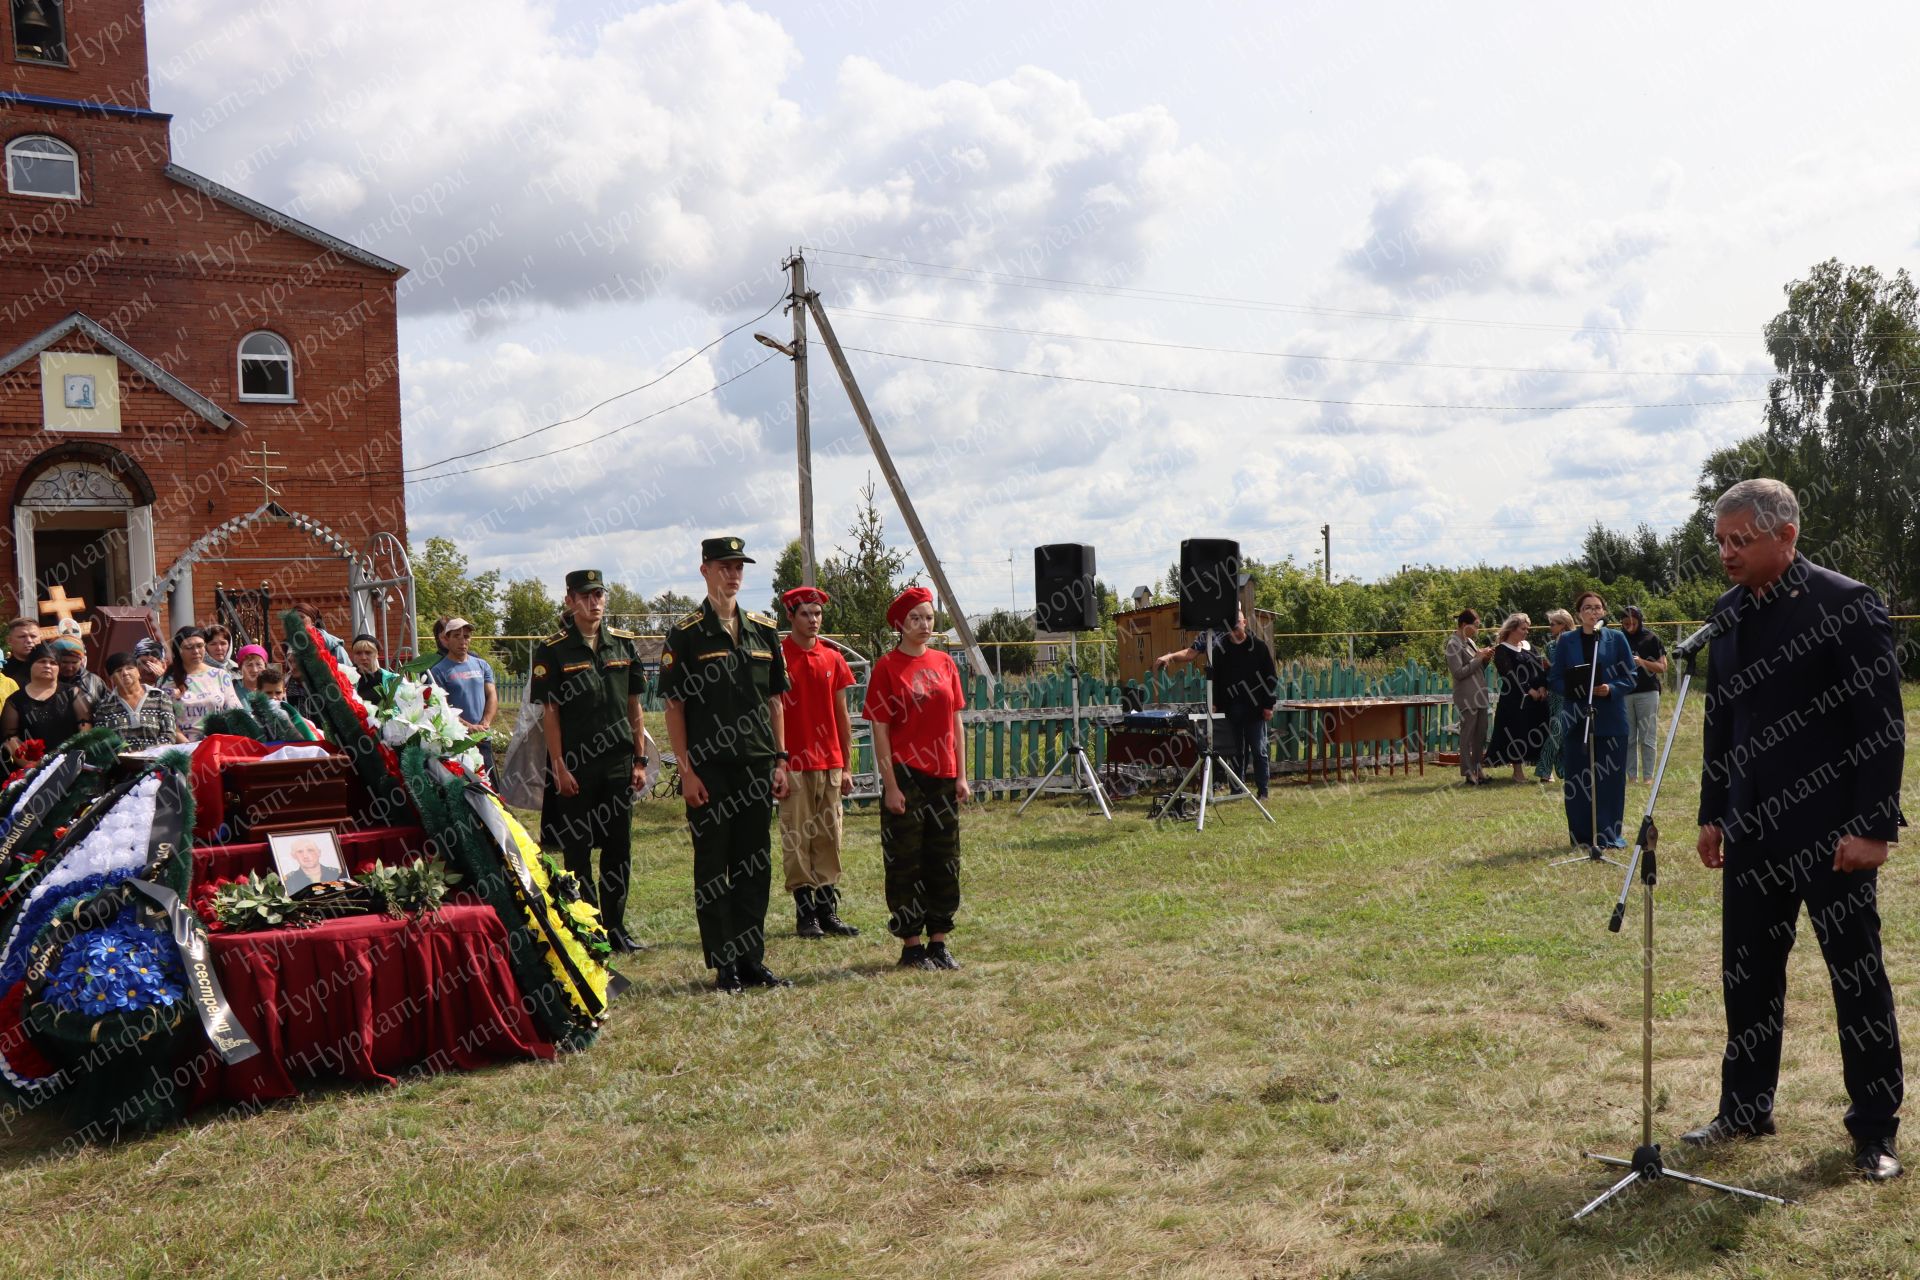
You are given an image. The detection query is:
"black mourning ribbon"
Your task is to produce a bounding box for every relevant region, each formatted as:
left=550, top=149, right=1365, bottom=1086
left=0, top=751, right=84, bottom=863
left=128, top=773, right=258, bottom=1065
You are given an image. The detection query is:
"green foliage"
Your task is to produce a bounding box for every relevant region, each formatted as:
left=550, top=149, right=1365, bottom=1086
left=771, top=538, right=805, bottom=620
left=1755, top=258, right=1920, bottom=609
left=1578, top=522, right=1678, bottom=594
left=356, top=857, right=461, bottom=918
left=212, top=858, right=460, bottom=929
left=975, top=610, right=1036, bottom=675
left=498, top=577, right=557, bottom=674
left=602, top=580, right=648, bottom=623
left=815, top=479, right=916, bottom=662
left=211, top=872, right=296, bottom=931
left=412, top=537, right=501, bottom=646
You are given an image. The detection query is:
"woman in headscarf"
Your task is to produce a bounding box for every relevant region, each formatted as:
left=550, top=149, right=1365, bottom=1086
left=862, top=586, right=971, bottom=971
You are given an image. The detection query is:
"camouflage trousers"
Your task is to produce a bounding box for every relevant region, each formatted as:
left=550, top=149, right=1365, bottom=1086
left=881, top=763, right=962, bottom=939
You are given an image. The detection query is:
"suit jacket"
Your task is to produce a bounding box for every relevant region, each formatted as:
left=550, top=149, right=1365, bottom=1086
left=1444, top=632, right=1491, bottom=711
left=1697, top=553, right=1906, bottom=853
left=1549, top=626, right=1637, bottom=738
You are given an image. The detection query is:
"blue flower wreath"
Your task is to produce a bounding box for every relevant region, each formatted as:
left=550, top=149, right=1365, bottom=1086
left=42, top=908, right=184, bottom=1016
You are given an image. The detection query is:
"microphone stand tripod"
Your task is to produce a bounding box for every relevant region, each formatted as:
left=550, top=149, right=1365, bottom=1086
left=1552, top=628, right=1625, bottom=870
left=1571, top=647, right=1791, bottom=1219
left=1150, top=629, right=1275, bottom=830
left=1018, top=632, right=1112, bottom=820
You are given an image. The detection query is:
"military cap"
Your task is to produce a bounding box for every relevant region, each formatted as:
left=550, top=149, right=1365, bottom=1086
left=701, top=536, right=755, bottom=563
left=565, top=568, right=607, bottom=593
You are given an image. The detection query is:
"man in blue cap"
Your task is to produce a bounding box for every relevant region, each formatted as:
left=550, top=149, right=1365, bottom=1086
left=530, top=568, right=646, bottom=953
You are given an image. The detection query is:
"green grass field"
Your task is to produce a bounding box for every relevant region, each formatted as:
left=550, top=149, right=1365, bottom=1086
left=3, top=700, right=1918, bottom=1278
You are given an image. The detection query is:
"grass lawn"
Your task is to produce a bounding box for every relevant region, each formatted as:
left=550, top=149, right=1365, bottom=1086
left=3, top=697, right=1919, bottom=1278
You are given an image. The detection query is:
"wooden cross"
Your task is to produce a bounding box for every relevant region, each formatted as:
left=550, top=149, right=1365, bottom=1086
left=37, top=584, right=89, bottom=635
left=251, top=443, right=288, bottom=504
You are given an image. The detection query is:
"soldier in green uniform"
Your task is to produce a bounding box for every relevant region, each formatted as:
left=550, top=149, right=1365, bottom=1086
left=661, top=536, right=792, bottom=993
left=530, top=568, right=647, bottom=953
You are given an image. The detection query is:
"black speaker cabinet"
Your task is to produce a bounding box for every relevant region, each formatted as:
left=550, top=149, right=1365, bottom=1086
left=1033, top=543, right=1098, bottom=632
left=1178, top=538, right=1241, bottom=630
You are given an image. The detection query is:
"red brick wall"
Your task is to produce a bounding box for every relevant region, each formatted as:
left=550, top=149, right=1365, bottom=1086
left=3, top=0, right=152, bottom=111
left=0, top=62, right=406, bottom=637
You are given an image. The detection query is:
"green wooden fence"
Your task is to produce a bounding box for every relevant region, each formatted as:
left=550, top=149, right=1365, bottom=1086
left=498, top=656, right=1470, bottom=794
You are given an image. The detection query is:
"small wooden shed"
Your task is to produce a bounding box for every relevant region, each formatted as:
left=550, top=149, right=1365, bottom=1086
left=1114, top=587, right=1274, bottom=683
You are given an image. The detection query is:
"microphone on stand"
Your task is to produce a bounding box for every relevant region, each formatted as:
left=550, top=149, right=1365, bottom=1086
left=1671, top=613, right=1729, bottom=662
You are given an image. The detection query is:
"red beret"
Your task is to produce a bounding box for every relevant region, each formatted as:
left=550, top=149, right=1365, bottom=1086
left=781, top=586, right=831, bottom=610
left=886, top=585, right=934, bottom=631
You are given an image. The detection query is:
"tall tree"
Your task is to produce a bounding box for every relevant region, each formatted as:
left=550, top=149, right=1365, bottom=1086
left=1578, top=521, right=1672, bottom=593
left=974, top=609, right=1036, bottom=675
left=412, top=537, right=500, bottom=644
left=498, top=577, right=557, bottom=676
left=1756, top=259, right=1920, bottom=606
left=770, top=539, right=805, bottom=622
left=816, top=479, right=914, bottom=661
left=603, top=582, right=648, bottom=624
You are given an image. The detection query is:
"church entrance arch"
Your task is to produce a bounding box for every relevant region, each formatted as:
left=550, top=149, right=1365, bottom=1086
left=11, top=443, right=157, bottom=617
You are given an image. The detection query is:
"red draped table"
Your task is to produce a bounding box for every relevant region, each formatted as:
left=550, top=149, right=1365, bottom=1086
left=186, top=826, right=553, bottom=1110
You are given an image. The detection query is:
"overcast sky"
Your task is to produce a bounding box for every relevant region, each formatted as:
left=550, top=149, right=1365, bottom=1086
left=151, top=0, right=1920, bottom=611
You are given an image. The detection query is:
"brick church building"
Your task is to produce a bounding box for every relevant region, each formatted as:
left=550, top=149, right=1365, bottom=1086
left=0, top=0, right=407, bottom=648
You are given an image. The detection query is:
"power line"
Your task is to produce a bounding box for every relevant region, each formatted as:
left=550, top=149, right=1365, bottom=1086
left=817, top=340, right=1789, bottom=412
left=403, top=293, right=785, bottom=475
left=405, top=354, right=780, bottom=482
left=803, top=247, right=1767, bottom=338
left=832, top=306, right=1776, bottom=379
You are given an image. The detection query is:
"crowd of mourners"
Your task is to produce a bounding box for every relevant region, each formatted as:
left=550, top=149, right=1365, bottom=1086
left=0, top=604, right=479, bottom=769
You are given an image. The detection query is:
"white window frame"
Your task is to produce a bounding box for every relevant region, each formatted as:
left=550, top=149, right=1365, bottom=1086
left=237, top=330, right=295, bottom=403
left=4, top=135, right=80, bottom=201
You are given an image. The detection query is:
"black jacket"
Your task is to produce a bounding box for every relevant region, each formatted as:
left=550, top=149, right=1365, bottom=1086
left=1204, top=632, right=1278, bottom=715
left=1698, top=553, right=1906, bottom=852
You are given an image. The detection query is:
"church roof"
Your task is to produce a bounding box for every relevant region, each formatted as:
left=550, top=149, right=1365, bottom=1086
left=0, top=312, right=239, bottom=430
left=164, top=165, right=404, bottom=276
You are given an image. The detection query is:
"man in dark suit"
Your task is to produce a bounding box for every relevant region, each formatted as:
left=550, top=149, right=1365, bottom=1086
left=1689, top=478, right=1907, bottom=1180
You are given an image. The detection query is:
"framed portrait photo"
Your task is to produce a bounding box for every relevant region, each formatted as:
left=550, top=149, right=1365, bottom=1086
left=268, top=828, right=350, bottom=894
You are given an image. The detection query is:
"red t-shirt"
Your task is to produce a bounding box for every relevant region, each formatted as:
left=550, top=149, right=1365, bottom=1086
left=862, top=647, right=967, bottom=778
left=779, top=635, right=855, bottom=771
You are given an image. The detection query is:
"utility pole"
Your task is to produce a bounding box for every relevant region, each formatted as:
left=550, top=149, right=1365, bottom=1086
left=789, top=253, right=815, bottom=585
left=1320, top=523, right=1331, bottom=584
left=804, top=294, right=994, bottom=692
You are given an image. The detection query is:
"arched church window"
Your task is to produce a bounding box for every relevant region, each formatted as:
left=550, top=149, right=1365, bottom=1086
left=4, top=134, right=78, bottom=200
left=238, top=331, right=295, bottom=401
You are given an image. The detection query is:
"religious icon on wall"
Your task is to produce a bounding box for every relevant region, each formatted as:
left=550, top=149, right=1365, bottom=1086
left=62, top=373, right=94, bottom=409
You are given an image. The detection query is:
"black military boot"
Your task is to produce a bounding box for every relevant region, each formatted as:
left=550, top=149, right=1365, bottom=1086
left=815, top=884, right=860, bottom=937
left=794, top=887, right=824, bottom=938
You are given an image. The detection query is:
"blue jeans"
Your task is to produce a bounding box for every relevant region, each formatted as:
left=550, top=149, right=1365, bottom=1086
left=1624, top=690, right=1660, bottom=779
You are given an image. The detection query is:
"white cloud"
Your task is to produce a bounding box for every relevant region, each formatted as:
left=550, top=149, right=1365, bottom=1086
left=153, top=0, right=1213, bottom=327
left=1341, top=157, right=1669, bottom=297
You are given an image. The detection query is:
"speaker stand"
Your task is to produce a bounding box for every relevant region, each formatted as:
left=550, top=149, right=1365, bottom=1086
left=1018, top=634, right=1112, bottom=820
left=1148, top=633, right=1275, bottom=830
